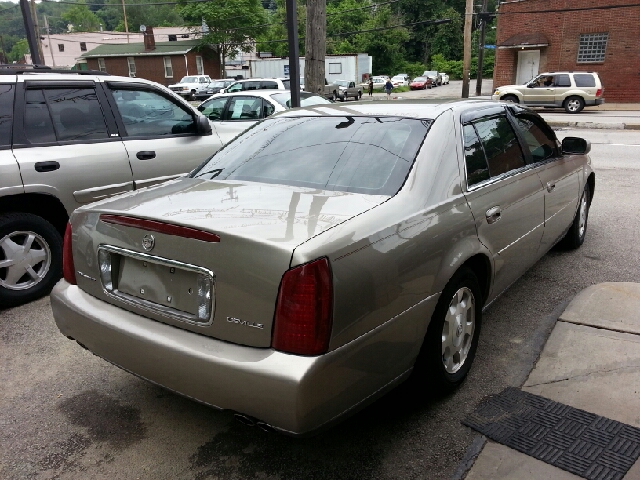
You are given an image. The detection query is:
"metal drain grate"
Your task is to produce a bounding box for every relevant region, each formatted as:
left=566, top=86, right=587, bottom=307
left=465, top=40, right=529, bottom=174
left=463, top=388, right=640, bottom=480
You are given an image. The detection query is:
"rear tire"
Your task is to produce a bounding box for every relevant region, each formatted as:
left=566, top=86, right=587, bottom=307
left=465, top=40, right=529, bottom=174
left=564, top=96, right=584, bottom=114
left=560, top=183, right=590, bottom=249
left=501, top=94, right=519, bottom=104
left=413, top=267, right=483, bottom=394
left=0, top=213, right=63, bottom=308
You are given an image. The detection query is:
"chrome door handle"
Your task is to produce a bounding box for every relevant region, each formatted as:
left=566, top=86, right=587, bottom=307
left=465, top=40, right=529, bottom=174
left=546, top=182, right=556, bottom=192
left=486, top=206, right=501, bottom=224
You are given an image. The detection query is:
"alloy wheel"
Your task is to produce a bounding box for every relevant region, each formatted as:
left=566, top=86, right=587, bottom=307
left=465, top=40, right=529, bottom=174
left=0, top=231, right=51, bottom=291
left=441, top=287, right=476, bottom=374
left=567, top=99, right=581, bottom=112
left=578, top=192, right=588, bottom=238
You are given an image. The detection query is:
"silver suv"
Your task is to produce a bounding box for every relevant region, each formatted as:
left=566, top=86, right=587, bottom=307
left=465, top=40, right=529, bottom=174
left=0, top=66, right=222, bottom=307
left=492, top=72, right=605, bottom=113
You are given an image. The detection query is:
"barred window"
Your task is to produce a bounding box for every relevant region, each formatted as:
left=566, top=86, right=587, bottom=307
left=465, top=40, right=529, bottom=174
left=577, top=33, right=608, bottom=63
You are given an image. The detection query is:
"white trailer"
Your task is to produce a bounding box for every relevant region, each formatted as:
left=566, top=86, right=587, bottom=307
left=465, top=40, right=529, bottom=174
left=249, top=54, right=372, bottom=85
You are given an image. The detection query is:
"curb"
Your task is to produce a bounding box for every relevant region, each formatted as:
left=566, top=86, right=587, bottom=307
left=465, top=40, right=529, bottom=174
left=546, top=121, right=640, bottom=130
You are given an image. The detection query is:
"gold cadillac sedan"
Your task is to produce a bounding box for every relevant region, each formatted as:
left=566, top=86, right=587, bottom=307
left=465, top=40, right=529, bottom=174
left=51, top=100, right=595, bottom=435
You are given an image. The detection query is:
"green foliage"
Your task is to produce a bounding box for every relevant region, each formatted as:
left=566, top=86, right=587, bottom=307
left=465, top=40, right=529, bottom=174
left=430, top=7, right=463, bottom=61
left=62, top=1, right=101, bottom=32
left=9, top=39, right=30, bottom=63
left=99, top=0, right=184, bottom=33
left=255, top=0, right=305, bottom=58
left=431, top=51, right=495, bottom=80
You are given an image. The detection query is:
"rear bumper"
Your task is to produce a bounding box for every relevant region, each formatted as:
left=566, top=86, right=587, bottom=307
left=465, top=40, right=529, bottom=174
left=51, top=281, right=436, bottom=435
left=586, top=98, right=605, bottom=106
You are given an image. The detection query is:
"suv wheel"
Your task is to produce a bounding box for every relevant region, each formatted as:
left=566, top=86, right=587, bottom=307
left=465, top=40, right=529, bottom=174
left=501, top=94, right=519, bottom=104
left=0, top=213, right=63, bottom=308
left=564, top=96, right=585, bottom=114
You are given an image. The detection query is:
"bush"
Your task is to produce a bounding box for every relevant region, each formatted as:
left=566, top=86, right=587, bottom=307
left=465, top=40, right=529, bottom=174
left=431, top=53, right=495, bottom=80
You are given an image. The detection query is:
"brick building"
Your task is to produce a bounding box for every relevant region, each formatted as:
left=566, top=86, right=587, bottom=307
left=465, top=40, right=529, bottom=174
left=494, top=0, right=640, bottom=103
left=79, top=28, right=221, bottom=87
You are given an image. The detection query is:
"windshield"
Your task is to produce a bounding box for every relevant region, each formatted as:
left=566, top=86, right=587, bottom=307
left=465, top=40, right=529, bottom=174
left=191, top=116, right=431, bottom=196
left=180, top=77, right=198, bottom=83
left=413, top=77, right=427, bottom=82
left=270, top=93, right=332, bottom=108
left=424, top=71, right=437, bottom=76
left=335, top=80, right=350, bottom=87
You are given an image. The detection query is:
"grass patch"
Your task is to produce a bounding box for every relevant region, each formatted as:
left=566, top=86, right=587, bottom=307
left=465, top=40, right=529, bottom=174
left=372, top=86, right=411, bottom=93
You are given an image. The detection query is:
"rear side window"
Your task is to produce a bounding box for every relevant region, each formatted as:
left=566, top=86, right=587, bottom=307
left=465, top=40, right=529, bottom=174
left=43, top=89, right=109, bottom=141
left=0, top=84, right=15, bottom=148
left=24, top=90, right=57, bottom=144
left=473, top=115, right=525, bottom=177
left=282, top=79, right=290, bottom=90
left=573, top=74, right=596, bottom=88
left=463, top=124, right=490, bottom=186
left=192, top=116, right=431, bottom=196
left=555, top=74, right=571, bottom=87
left=260, top=81, right=278, bottom=89
left=224, top=96, right=263, bottom=120
left=243, top=81, right=261, bottom=90
left=512, top=113, right=557, bottom=163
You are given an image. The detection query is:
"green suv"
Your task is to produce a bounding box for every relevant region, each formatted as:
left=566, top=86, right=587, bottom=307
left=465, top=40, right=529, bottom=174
left=492, top=72, right=605, bottom=113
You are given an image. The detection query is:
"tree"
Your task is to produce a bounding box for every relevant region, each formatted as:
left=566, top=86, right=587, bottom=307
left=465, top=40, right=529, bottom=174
left=306, top=0, right=326, bottom=96
left=62, top=1, right=101, bottom=32
left=255, top=0, right=305, bottom=58
left=9, top=39, right=29, bottom=63
left=99, top=0, right=184, bottom=33
left=430, top=7, right=463, bottom=61
left=177, top=0, right=266, bottom=77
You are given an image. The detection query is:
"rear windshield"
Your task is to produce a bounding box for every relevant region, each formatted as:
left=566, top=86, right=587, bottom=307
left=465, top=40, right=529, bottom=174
left=192, top=116, right=431, bottom=196
left=270, top=93, right=332, bottom=108
left=573, top=74, right=596, bottom=88
left=180, top=77, right=198, bottom=83
left=413, top=77, right=427, bottom=82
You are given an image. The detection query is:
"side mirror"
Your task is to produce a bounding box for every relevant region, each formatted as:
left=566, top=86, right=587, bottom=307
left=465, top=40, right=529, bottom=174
left=196, top=115, right=212, bottom=136
left=562, top=137, right=591, bottom=155
left=219, top=88, right=226, bottom=94
left=197, top=105, right=204, bottom=112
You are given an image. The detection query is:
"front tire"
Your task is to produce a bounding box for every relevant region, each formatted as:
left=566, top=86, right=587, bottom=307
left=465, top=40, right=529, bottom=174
left=564, top=96, right=585, bottom=114
left=501, top=94, right=519, bottom=104
left=0, top=213, right=63, bottom=308
left=414, top=267, right=483, bottom=393
left=560, top=183, right=591, bottom=249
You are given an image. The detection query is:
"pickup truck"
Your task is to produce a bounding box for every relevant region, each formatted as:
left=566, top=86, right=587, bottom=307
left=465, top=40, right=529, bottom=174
left=335, top=80, right=363, bottom=101
left=169, top=75, right=213, bottom=99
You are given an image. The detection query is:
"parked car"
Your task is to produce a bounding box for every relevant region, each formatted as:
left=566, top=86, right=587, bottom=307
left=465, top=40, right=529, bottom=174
left=423, top=70, right=442, bottom=86
left=491, top=71, right=605, bottom=113
left=335, top=80, right=363, bottom=101
left=441, top=72, right=450, bottom=85
left=0, top=66, right=221, bottom=307
left=197, top=90, right=331, bottom=145
left=359, top=76, right=386, bottom=90
left=168, top=75, right=213, bottom=99
left=391, top=74, right=410, bottom=86
left=222, top=78, right=290, bottom=94
left=409, top=76, right=433, bottom=90
left=52, top=99, right=594, bottom=435
left=203, top=79, right=235, bottom=97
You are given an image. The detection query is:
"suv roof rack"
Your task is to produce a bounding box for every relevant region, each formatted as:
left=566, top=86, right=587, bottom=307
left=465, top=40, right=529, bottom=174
left=0, top=64, right=110, bottom=76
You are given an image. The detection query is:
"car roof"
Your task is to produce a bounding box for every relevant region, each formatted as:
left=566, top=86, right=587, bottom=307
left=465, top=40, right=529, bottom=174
left=201, top=89, right=323, bottom=101
left=275, top=99, right=498, bottom=120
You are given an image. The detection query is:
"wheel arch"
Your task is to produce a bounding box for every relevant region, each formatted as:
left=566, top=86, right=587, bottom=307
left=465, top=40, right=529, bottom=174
left=0, top=193, right=69, bottom=235
left=587, top=172, right=595, bottom=205
left=459, top=254, right=492, bottom=305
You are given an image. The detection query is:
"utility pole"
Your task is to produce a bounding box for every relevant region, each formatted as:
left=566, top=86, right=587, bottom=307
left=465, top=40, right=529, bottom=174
left=19, top=0, right=42, bottom=65
left=285, top=0, right=300, bottom=107
left=44, top=16, right=56, bottom=67
left=305, top=0, right=326, bottom=98
left=475, top=0, right=489, bottom=96
left=121, top=0, right=130, bottom=43
left=461, top=0, right=473, bottom=98
left=30, top=0, right=44, bottom=63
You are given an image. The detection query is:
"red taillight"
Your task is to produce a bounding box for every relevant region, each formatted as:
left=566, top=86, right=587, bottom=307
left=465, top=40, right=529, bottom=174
left=272, top=258, right=333, bottom=356
left=596, top=88, right=603, bottom=97
left=100, top=214, right=220, bottom=243
left=63, top=222, right=76, bottom=285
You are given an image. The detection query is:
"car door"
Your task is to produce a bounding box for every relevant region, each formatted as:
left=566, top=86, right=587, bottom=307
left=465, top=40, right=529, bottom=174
left=12, top=81, right=134, bottom=213
left=510, top=109, right=581, bottom=251
left=210, top=95, right=268, bottom=146
left=105, top=82, right=223, bottom=189
left=552, top=74, right=572, bottom=105
left=461, top=109, right=546, bottom=297
left=522, top=76, right=555, bottom=105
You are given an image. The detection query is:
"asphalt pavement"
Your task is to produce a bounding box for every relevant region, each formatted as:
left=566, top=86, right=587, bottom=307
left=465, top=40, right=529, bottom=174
left=2, top=128, right=640, bottom=480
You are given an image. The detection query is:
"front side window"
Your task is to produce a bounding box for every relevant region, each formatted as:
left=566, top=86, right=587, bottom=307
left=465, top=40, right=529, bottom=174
left=24, top=88, right=109, bottom=144
left=226, top=82, right=243, bottom=92
left=577, top=33, right=608, bottom=63
left=463, top=124, right=490, bottom=186
left=192, top=116, right=431, bottom=196
left=198, top=97, right=227, bottom=120
left=196, top=56, right=204, bottom=75
left=282, top=79, right=290, bottom=90
left=512, top=113, right=557, bottom=163
left=97, top=57, right=107, bottom=72
left=110, top=88, right=196, bottom=137
left=224, top=96, right=263, bottom=120
left=473, top=115, right=525, bottom=177
left=127, top=57, right=136, bottom=77
left=0, top=84, right=15, bottom=147
left=163, top=57, right=173, bottom=78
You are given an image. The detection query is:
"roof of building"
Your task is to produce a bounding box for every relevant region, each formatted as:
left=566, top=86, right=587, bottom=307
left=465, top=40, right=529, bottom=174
left=498, top=32, right=550, bottom=48
left=81, top=39, right=210, bottom=58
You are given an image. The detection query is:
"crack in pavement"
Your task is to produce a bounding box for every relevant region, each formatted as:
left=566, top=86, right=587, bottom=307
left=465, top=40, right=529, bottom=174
left=525, top=364, right=640, bottom=387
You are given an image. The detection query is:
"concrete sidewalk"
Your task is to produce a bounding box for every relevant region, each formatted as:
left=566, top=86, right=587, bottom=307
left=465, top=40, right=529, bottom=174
left=463, top=283, right=640, bottom=480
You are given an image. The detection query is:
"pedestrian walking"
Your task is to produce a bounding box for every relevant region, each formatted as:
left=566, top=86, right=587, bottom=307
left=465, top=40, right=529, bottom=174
left=368, top=78, right=374, bottom=96
left=385, top=79, right=393, bottom=99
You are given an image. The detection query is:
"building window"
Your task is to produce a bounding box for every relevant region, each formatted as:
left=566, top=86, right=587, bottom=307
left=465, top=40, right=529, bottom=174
left=328, top=63, right=342, bottom=74
left=164, top=56, right=173, bottom=78
left=58, top=44, right=64, bottom=52
left=196, top=55, right=204, bottom=75
left=97, top=58, right=106, bottom=72
left=127, top=57, right=136, bottom=77
left=577, top=33, right=608, bottom=63
left=80, top=42, right=87, bottom=52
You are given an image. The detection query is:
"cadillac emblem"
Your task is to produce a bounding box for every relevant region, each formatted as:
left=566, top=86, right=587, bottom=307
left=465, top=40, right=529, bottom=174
left=142, top=234, right=155, bottom=251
